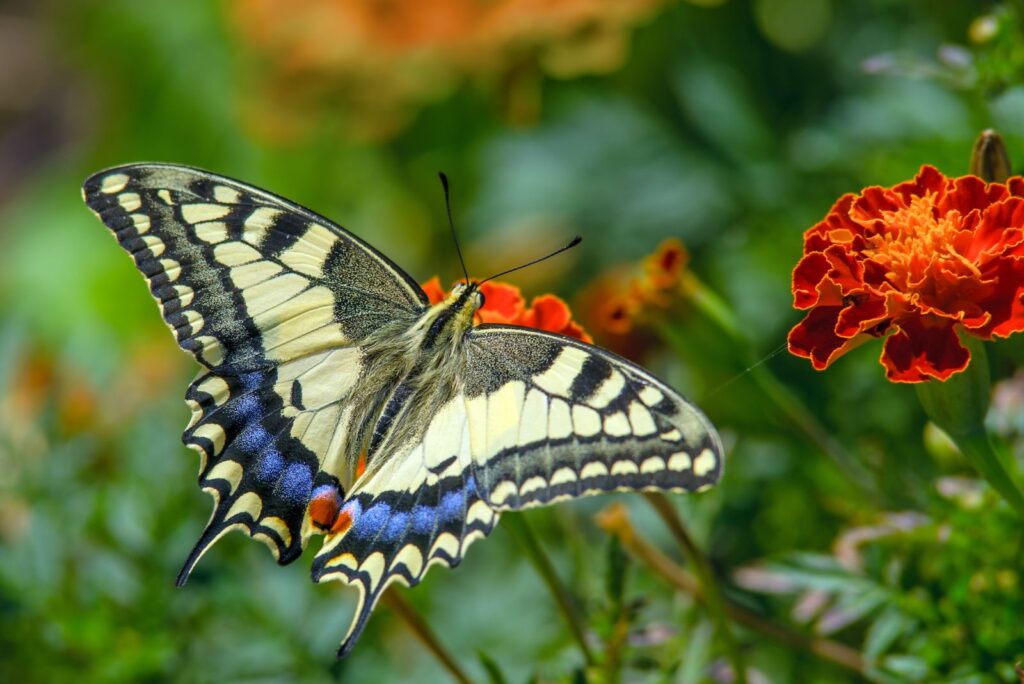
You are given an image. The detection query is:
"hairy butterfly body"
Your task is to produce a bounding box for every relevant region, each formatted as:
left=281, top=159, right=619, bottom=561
left=82, top=163, right=724, bottom=656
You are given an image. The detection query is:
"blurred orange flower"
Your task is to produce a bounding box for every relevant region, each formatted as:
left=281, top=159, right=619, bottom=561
left=583, top=238, right=692, bottom=334
left=230, top=0, right=672, bottom=139
left=422, top=276, right=591, bottom=342
left=788, top=165, right=1024, bottom=382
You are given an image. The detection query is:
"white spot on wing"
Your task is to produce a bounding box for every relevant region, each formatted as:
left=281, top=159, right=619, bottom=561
left=580, top=461, right=608, bottom=479
left=485, top=381, right=527, bottom=456
left=100, top=173, right=129, bottom=194
left=693, top=449, right=717, bottom=477
left=141, top=235, right=165, bottom=257
left=182, top=203, right=232, bottom=224
left=243, top=207, right=282, bottom=247
left=588, top=371, right=625, bottom=409
left=610, top=460, right=639, bottom=476
left=603, top=411, right=631, bottom=438
left=118, top=192, right=142, bottom=212
left=205, top=459, right=243, bottom=492
left=214, top=241, right=262, bottom=267
left=194, top=221, right=229, bottom=244
left=490, top=480, right=517, bottom=506
left=628, top=402, right=657, bottom=437
left=213, top=185, right=242, bottom=204
left=640, top=456, right=665, bottom=473
left=533, top=346, right=588, bottom=398
left=668, top=452, right=692, bottom=471
left=279, top=223, right=338, bottom=278
left=518, top=389, right=549, bottom=446
left=547, top=398, right=572, bottom=440
left=226, top=491, right=262, bottom=521
left=550, top=467, right=577, bottom=486
left=638, top=385, right=664, bottom=407
left=571, top=404, right=601, bottom=438
left=131, top=213, right=150, bottom=234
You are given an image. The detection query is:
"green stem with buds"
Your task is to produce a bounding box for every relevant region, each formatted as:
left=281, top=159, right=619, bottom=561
left=915, top=335, right=1024, bottom=521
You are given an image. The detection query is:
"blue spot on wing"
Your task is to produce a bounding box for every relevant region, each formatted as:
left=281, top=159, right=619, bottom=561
left=438, top=488, right=464, bottom=521
left=383, top=512, right=410, bottom=542
left=253, top=449, right=285, bottom=483
left=275, top=463, right=314, bottom=505
left=353, top=502, right=390, bottom=539
left=235, top=419, right=273, bottom=453
left=410, top=505, right=435, bottom=535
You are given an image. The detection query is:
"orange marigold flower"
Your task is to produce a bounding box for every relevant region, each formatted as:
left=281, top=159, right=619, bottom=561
left=230, top=0, right=673, bottom=139
left=421, top=276, right=446, bottom=305
left=475, top=281, right=526, bottom=325
left=788, top=165, right=1024, bottom=383
left=421, top=277, right=591, bottom=342
left=643, top=238, right=690, bottom=291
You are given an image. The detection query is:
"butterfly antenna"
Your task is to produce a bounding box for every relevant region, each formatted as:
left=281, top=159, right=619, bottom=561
left=479, top=236, right=583, bottom=285
left=438, top=172, right=470, bottom=286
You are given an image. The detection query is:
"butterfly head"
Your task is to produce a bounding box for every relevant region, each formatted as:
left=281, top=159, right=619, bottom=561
left=451, top=281, right=485, bottom=310
left=417, top=281, right=484, bottom=350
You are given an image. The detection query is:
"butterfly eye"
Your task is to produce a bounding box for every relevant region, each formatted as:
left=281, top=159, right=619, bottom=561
left=476, top=291, right=486, bottom=308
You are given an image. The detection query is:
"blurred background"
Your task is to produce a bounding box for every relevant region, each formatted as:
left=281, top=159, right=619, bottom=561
left=3, top=1, right=1024, bottom=682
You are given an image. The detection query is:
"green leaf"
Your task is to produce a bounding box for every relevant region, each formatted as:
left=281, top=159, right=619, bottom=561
left=864, top=608, right=916, bottom=663
left=605, top=535, right=629, bottom=614
left=476, top=651, right=509, bottom=684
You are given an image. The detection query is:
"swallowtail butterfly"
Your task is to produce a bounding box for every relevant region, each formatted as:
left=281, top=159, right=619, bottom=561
left=83, top=163, right=724, bottom=656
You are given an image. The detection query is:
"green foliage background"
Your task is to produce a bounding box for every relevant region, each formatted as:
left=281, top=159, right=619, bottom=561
left=2, top=1, right=1023, bottom=682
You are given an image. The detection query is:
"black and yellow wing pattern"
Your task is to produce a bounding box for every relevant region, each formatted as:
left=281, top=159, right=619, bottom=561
left=313, top=326, right=721, bottom=655
left=83, top=162, right=723, bottom=657
left=83, top=163, right=427, bottom=580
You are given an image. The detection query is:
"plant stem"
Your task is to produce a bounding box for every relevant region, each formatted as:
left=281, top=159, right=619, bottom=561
left=643, top=493, right=747, bottom=684
left=502, top=514, right=597, bottom=667
left=958, top=430, right=1024, bottom=520
left=382, top=589, right=474, bottom=684
left=596, top=503, right=865, bottom=675
left=915, top=335, right=1024, bottom=521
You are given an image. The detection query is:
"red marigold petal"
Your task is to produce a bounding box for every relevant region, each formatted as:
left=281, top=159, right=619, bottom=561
left=965, top=197, right=1024, bottom=260
left=851, top=186, right=902, bottom=228
left=792, top=252, right=830, bottom=308
left=478, top=280, right=525, bottom=324
left=596, top=295, right=637, bottom=335
left=519, top=294, right=592, bottom=342
left=835, top=295, right=887, bottom=338
left=421, top=276, right=446, bottom=304
left=804, top=194, right=861, bottom=253
left=823, top=244, right=865, bottom=293
left=892, top=165, right=947, bottom=204
left=1008, top=177, right=1024, bottom=198
left=788, top=306, right=863, bottom=370
left=645, top=238, right=689, bottom=289
left=879, top=318, right=969, bottom=382
left=939, top=173, right=1007, bottom=216
left=971, top=257, right=1024, bottom=338
left=562, top=320, right=594, bottom=344
left=524, top=294, right=572, bottom=331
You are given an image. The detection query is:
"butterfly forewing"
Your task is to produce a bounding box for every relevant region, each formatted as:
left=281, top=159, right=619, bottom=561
left=82, top=164, right=424, bottom=578
left=466, top=326, right=722, bottom=505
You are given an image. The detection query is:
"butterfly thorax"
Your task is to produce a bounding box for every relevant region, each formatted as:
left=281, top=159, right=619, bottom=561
left=340, top=283, right=482, bottom=487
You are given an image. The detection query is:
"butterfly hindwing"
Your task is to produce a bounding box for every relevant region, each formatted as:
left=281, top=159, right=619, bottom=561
left=82, top=164, right=424, bottom=578
left=311, top=326, right=721, bottom=655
